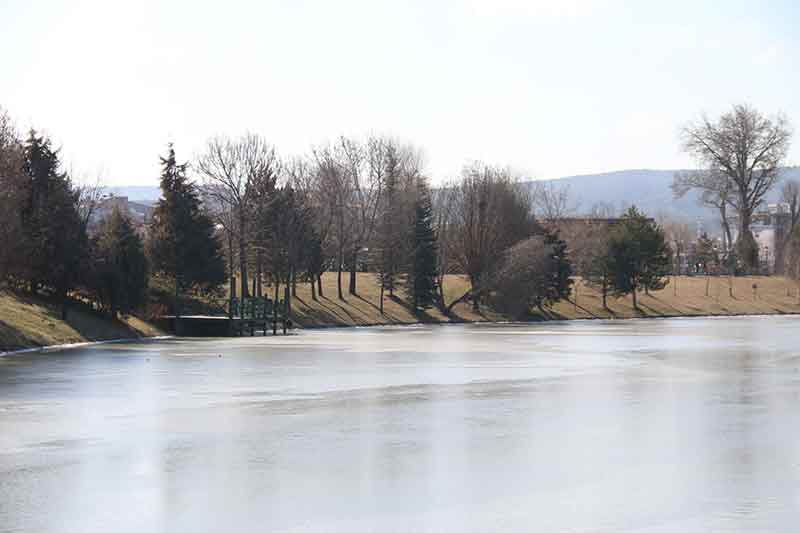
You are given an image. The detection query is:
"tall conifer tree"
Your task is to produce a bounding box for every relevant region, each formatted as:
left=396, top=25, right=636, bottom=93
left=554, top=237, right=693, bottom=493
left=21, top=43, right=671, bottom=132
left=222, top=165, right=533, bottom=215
left=148, top=145, right=225, bottom=318
left=19, top=130, right=85, bottom=317
left=374, top=148, right=406, bottom=313
left=607, top=206, right=672, bottom=309
left=407, top=177, right=439, bottom=311
left=93, top=207, right=148, bottom=317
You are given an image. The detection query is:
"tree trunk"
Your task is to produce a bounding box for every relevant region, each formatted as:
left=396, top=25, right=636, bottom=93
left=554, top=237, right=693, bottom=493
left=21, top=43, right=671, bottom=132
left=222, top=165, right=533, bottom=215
left=228, top=231, right=236, bottom=313
left=337, top=246, right=344, bottom=300
left=273, top=280, right=280, bottom=335
left=239, top=211, right=249, bottom=298
left=602, top=284, right=607, bottom=309
left=471, top=276, right=480, bottom=311
left=349, top=247, right=358, bottom=295
left=739, top=200, right=751, bottom=240
left=718, top=202, right=732, bottom=254
left=379, top=283, right=384, bottom=315
left=632, top=287, right=637, bottom=309
left=311, top=278, right=317, bottom=301
left=291, top=267, right=297, bottom=297
left=317, top=274, right=324, bottom=298
left=174, top=277, right=181, bottom=335
left=436, top=283, right=446, bottom=314
left=737, top=205, right=757, bottom=272
left=256, top=252, right=263, bottom=297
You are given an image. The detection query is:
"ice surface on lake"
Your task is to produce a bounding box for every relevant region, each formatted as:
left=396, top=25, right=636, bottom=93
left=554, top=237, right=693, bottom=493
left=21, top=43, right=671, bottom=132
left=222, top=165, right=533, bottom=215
left=1, top=316, right=800, bottom=532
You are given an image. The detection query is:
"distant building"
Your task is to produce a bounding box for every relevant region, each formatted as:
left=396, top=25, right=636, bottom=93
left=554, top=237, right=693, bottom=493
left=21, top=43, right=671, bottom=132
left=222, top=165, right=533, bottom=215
left=728, top=203, right=793, bottom=273
left=88, top=195, right=153, bottom=236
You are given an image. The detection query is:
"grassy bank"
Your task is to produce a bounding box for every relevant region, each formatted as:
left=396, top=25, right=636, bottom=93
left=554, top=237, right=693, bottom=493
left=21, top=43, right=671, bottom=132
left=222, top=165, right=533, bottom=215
left=3, top=273, right=798, bottom=351
left=288, top=272, right=800, bottom=327
left=0, top=291, right=165, bottom=353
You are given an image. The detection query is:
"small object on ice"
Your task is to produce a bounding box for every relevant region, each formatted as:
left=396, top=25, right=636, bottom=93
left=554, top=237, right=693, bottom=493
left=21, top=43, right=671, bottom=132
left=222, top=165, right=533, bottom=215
left=218, top=354, right=222, bottom=358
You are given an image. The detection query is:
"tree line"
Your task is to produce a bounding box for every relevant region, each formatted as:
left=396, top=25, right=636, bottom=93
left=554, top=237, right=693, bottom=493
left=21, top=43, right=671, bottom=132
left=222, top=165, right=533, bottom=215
left=12, top=101, right=769, bottom=324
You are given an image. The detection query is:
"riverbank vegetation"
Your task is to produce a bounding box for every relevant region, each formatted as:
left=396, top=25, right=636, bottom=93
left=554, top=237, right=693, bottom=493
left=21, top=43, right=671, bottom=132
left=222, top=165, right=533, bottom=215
left=3, top=273, right=799, bottom=351
left=1, top=101, right=799, bottom=350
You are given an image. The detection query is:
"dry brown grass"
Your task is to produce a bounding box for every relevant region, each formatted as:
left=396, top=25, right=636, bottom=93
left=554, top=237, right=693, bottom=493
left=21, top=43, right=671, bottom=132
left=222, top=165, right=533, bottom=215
left=0, top=291, right=165, bottom=352
left=287, top=272, right=800, bottom=327
left=287, top=272, right=503, bottom=327
left=559, top=275, right=800, bottom=320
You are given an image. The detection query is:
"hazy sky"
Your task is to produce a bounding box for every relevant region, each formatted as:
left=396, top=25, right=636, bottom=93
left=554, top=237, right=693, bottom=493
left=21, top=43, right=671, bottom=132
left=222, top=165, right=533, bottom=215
left=2, top=0, right=799, bottom=186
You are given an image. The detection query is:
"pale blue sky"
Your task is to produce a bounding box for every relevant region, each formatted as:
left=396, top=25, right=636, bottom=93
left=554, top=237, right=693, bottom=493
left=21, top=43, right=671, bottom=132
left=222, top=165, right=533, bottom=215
left=2, top=0, right=798, bottom=185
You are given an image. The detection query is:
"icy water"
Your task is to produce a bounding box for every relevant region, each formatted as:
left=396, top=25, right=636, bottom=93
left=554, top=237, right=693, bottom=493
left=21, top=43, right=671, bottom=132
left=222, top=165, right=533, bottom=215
left=1, top=317, right=800, bottom=532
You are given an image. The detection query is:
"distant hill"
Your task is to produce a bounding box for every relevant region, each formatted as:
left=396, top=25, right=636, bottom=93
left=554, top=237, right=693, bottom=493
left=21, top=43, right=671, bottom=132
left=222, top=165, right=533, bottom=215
left=108, top=167, right=800, bottom=230
left=527, top=167, right=800, bottom=226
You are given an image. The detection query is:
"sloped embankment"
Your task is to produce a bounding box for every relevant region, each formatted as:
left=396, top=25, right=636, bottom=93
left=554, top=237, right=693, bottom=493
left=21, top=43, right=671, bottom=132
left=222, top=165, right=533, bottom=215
left=0, top=291, right=164, bottom=353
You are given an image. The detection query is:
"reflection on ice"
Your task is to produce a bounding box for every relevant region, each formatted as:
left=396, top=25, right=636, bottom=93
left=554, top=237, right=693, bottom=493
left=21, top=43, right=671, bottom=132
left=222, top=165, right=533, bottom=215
left=1, top=316, right=800, bottom=532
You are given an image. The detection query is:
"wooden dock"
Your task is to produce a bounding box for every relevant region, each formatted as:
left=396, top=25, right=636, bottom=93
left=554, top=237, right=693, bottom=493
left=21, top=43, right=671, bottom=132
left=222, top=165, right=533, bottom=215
left=160, top=297, right=291, bottom=337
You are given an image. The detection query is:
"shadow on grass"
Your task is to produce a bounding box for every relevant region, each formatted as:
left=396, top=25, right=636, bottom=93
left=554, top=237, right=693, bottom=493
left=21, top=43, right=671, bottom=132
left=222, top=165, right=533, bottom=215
left=635, top=302, right=665, bottom=317
left=1, top=290, right=155, bottom=351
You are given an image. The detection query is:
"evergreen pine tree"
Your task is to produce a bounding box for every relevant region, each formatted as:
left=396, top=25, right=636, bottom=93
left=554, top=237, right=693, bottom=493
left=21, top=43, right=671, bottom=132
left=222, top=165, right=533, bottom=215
left=19, top=130, right=85, bottom=317
left=374, top=148, right=406, bottom=313
left=407, top=177, right=439, bottom=312
left=93, top=207, right=149, bottom=317
left=531, top=230, right=573, bottom=311
left=607, top=206, right=672, bottom=309
left=148, top=145, right=225, bottom=318
left=579, top=235, right=613, bottom=309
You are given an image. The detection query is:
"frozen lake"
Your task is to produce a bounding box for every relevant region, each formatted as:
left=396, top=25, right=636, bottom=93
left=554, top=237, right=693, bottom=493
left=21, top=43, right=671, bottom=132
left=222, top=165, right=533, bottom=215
left=2, top=316, right=800, bottom=532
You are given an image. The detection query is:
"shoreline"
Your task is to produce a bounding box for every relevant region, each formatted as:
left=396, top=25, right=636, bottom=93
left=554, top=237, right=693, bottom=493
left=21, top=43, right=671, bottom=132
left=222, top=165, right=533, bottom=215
left=4, top=272, right=800, bottom=353
left=4, top=310, right=799, bottom=355
left=0, top=335, right=174, bottom=358
left=295, top=308, right=800, bottom=331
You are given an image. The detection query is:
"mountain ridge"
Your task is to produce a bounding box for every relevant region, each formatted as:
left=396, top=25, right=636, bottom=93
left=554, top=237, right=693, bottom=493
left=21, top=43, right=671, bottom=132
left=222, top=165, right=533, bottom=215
left=108, top=167, right=800, bottom=230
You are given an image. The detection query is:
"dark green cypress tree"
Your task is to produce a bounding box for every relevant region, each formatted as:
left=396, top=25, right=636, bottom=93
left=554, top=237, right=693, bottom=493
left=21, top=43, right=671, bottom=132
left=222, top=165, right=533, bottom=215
left=94, top=207, right=149, bottom=317
left=607, top=206, right=672, bottom=309
left=19, top=130, right=85, bottom=317
left=375, top=148, right=406, bottom=313
left=579, top=234, right=613, bottom=309
left=148, top=145, right=225, bottom=318
left=407, top=177, right=439, bottom=312
left=531, top=230, right=573, bottom=312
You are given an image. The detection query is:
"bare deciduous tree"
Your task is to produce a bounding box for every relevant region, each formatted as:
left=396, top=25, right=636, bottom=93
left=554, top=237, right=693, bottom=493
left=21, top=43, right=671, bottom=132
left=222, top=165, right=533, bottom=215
left=531, top=180, right=576, bottom=226
left=776, top=179, right=800, bottom=273
left=658, top=216, right=694, bottom=289
left=672, top=169, right=734, bottom=253
left=446, top=162, right=538, bottom=312
left=680, top=104, right=792, bottom=269
left=343, top=135, right=386, bottom=296
left=73, top=169, right=106, bottom=229
left=312, top=143, right=353, bottom=300
left=196, top=133, right=280, bottom=299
